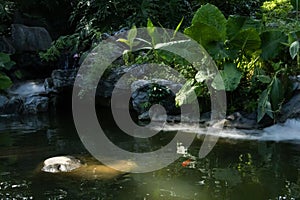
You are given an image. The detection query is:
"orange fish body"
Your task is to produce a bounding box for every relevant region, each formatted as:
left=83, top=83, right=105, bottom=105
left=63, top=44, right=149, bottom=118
left=181, top=159, right=191, bottom=167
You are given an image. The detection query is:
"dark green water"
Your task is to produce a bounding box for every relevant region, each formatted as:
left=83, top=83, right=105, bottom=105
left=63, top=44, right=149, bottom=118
left=0, top=112, right=300, bottom=200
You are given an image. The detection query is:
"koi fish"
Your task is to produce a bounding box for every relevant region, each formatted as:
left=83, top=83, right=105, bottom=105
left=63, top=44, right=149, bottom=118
left=181, top=159, right=191, bottom=167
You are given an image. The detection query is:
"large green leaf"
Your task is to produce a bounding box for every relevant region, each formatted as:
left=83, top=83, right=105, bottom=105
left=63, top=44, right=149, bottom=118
left=0, top=53, right=15, bottom=70
left=212, top=63, right=242, bottom=91
left=184, top=23, right=222, bottom=49
left=127, top=25, right=137, bottom=45
left=289, top=40, right=299, bottom=59
left=260, top=31, right=287, bottom=60
left=257, top=89, right=273, bottom=122
left=190, top=3, right=227, bottom=42
left=291, top=0, right=300, bottom=10
left=270, top=77, right=284, bottom=111
left=0, top=73, right=12, bottom=90
left=147, top=18, right=160, bottom=46
left=229, top=28, right=261, bottom=54
left=256, top=75, right=271, bottom=84
left=175, top=79, right=198, bottom=106
left=227, top=16, right=261, bottom=40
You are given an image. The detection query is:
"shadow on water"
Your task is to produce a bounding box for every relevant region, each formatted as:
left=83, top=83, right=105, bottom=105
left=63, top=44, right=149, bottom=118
left=1, top=109, right=300, bottom=199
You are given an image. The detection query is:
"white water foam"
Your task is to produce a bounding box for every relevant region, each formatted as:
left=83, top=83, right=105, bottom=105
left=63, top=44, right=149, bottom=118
left=152, top=119, right=300, bottom=143
left=8, top=81, right=45, bottom=96
left=260, top=119, right=300, bottom=142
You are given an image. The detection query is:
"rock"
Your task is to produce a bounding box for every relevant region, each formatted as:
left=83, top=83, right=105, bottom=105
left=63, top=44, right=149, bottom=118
left=0, top=36, right=15, bottom=54
left=42, top=156, right=83, bottom=173
left=290, top=75, right=300, bottom=91
left=224, top=112, right=262, bottom=129
left=23, top=95, right=49, bottom=114
left=11, top=24, right=52, bottom=52
left=279, top=92, right=300, bottom=122
left=3, top=96, right=24, bottom=114
left=96, top=65, right=131, bottom=98
left=0, top=95, right=9, bottom=109
left=2, top=81, right=51, bottom=115
left=48, top=69, right=77, bottom=93
left=131, top=79, right=182, bottom=116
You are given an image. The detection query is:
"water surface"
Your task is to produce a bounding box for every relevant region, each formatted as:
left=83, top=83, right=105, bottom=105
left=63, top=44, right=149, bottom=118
left=1, top=112, right=300, bottom=199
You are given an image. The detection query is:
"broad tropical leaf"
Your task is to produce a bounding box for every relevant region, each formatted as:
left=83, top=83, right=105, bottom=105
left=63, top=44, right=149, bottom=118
left=257, top=89, right=274, bottom=122
left=184, top=23, right=222, bottom=48
left=270, top=77, right=284, bottom=111
left=227, top=16, right=261, bottom=40
left=213, top=63, right=242, bottom=91
left=260, top=31, right=287, bottom=60
left=191, top=3, right=227, bottom=42
left=0, top=73, right=12, bottom=90
left=229, top=28, right=261, bottom=54
left=257, top=75, right=271, bottom=84
left=289, top=40, right=299, bottom=59
left=175, top=79, right=198, bottom=106
left=0, top=52, right=15, bottom=70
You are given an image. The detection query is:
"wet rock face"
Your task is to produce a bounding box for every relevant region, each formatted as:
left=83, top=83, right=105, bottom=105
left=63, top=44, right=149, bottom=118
left=46, top=69, right=77, bottom=93
left=131, top=79, right=182, bottom=118
left=42, top=156, right=83, bottom=173
left=11, top=24, right=52, bottom=52
left=279, top=92, right=300, bottom=122
left=0, top=36, right=15, bottom=54
left=0, top=81, right=49, bottom=115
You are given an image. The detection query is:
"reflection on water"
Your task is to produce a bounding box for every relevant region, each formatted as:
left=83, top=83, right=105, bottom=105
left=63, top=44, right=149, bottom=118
left=0, top=111, right=300, bottom=199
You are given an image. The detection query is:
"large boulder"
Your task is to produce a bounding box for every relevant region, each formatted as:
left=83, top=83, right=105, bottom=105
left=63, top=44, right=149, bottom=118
left=279, top=92, right=300, bottom=122
left=11, top=24, right=52, bottom=52
left=0, top=36, right=15, bottom=54
left=131, top=79, right=182, bottom=118
left=47, top=69, right=77, bottom=93
left=3, top=96, right=24, bottom=114
left=23, top=95, right=49, bottom=114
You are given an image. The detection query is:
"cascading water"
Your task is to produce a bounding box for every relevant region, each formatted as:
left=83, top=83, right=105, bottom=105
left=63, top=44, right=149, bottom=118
left=2, top=80, right=49, bottom=115
left=8, top=81, right=46, bottom=96
left=152, top=118, right=300, bottom=143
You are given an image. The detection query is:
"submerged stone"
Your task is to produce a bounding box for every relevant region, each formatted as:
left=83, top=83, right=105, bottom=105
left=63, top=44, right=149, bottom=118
left=42, top=156, right=83, bottom=173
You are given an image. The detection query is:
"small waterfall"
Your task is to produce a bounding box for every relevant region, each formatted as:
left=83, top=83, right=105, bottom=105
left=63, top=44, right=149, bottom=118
left=8, top=81, right=45, bottom=96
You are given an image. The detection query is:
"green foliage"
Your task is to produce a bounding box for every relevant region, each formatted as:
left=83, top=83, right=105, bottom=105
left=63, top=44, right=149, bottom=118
left=198, top=0, right=265, bottom=17
left=261, top=0, right=300, bottom=33
left=0, top=53, right=14, bottom=90
left=214, top=63, right=242, bottom=91
left=117, top=25, right=139, bottom=65
left=256, top=66, right=287, bottom=122
left=291, top=0, right=300, bottom=10
left=289, top=40, right=300, bottom=59
left=184, top=4, right=227, bottom=52
left=182, top=3, right=297, bottom=122
left=0, top=53, right=15, bottom=71
left=70, top=0, right=194, bottom=33
left=260, top=31, right=287, bottom=60
left=39, top=34, right=80, bottom=62
left=0, top=73, right=12, bottom=90
left=0, top=0, right=15, bottom=35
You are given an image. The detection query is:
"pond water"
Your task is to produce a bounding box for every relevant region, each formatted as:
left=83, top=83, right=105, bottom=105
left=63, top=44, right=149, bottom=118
left=1, top=110, right=300, bottom=200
